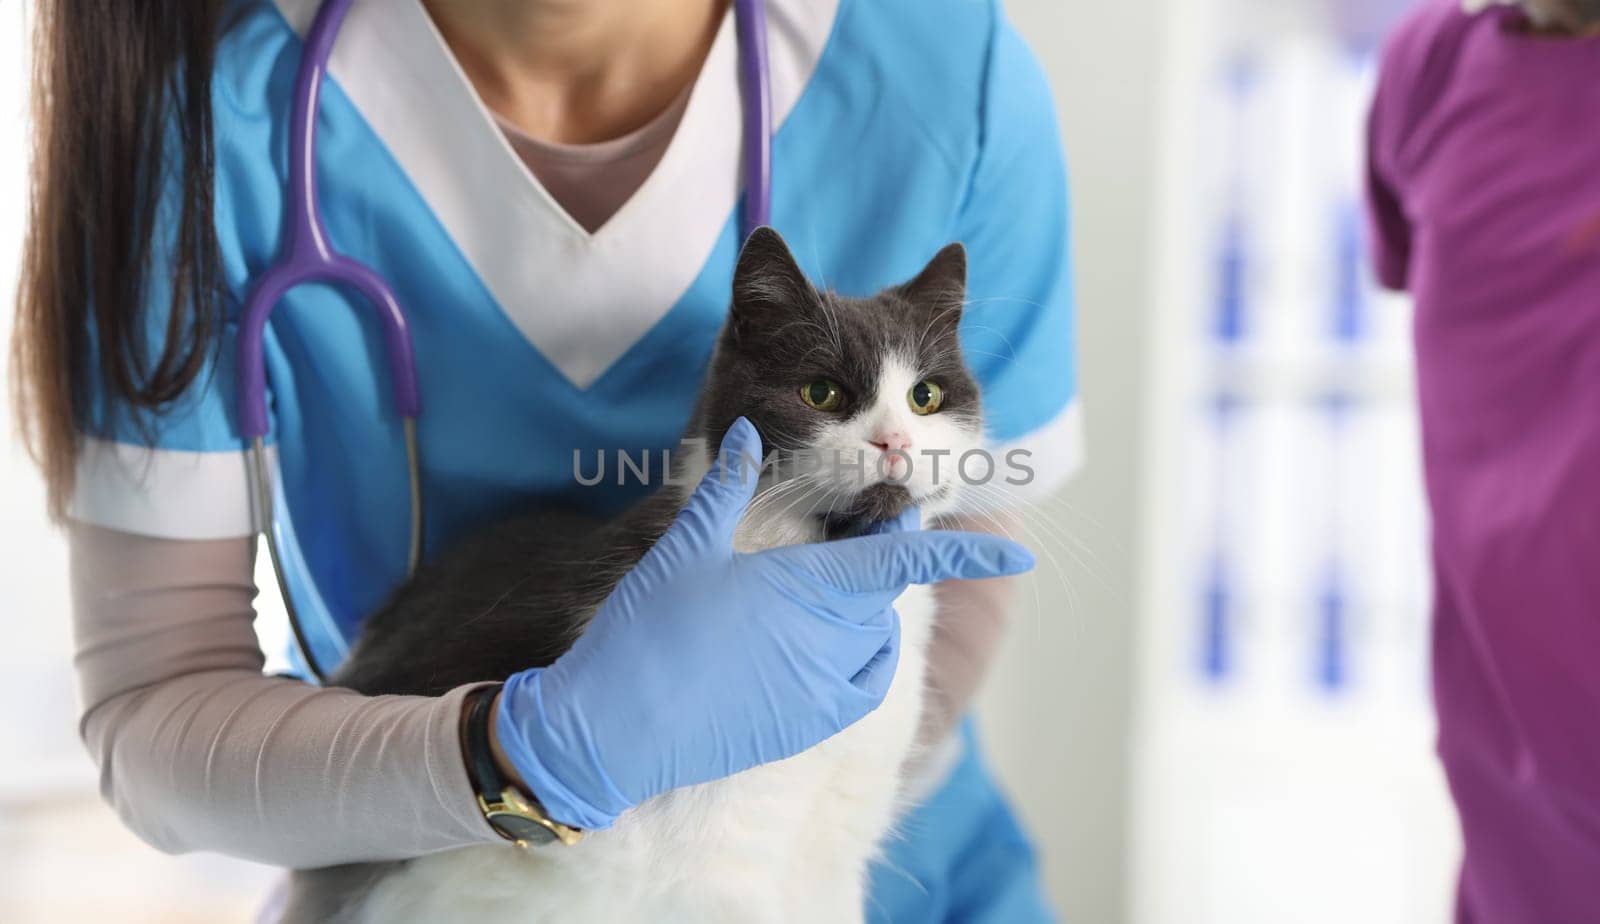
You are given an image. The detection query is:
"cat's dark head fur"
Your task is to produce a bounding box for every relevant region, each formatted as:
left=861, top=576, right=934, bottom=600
left=691, top=227, right=983, bottom=538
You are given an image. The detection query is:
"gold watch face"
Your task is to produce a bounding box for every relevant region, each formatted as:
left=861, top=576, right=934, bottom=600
left=485, top=806, right=558, bottom=848
left=479, top=789, right=584, bottom=848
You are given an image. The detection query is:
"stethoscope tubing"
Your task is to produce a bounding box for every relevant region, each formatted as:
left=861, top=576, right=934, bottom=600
left=735, top=0, right=773, bottom=233
left=243, top=0, right=773, bottom=681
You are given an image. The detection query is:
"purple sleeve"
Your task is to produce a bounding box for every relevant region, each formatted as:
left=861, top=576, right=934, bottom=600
left=1365, top=31, right=1415, bottom=292
left=1365, top=134, right=1412, bottom=291
left=1363, top=0, right=1471, bottom=293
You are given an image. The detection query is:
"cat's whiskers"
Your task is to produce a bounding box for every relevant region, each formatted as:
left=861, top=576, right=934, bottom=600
left=955, top=480, right=1121, bottom=647
left=762, top=474, right=841, bottom=537
left=740, top=471, right=831, bottom=534
left=741, top=474, right=818, bottom=523
left=946, top=491, right=1077, bottom=647
left=961, top=294, right=1047, bottom=311
left=912, top=301, right=966, bottom=358
left=816, top=292, right=846, bottom=357
left=955, top=298, right=1033, bottom=361
left=962, top=481, right=1117, bottom=584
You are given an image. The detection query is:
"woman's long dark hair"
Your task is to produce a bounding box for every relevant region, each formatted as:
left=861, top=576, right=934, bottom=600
left=13, top=1, right=225, bottom=518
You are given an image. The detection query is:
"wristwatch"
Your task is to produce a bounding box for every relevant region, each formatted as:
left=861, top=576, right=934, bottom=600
left=463, top=686, right=584, bottom=848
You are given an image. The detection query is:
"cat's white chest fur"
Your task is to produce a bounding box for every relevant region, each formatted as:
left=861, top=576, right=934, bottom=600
left=350, top=513, right=935, bottom=924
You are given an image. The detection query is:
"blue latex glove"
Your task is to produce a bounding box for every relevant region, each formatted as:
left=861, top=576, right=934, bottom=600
left=496, top=418, right=1035, bottom=830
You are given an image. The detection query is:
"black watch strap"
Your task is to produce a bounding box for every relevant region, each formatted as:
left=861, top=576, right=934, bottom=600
left=464, top=686, right=580, bottom=847
left=464, top=687, right=517, bottom=806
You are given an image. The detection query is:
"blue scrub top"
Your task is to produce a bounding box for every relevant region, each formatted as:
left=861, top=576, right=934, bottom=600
left=75, top=0, right=1079, bottom=919
left=871, top=722, right=1056, bottom=923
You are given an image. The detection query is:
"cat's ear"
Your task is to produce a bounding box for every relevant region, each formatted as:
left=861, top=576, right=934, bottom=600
left=898, top=242, right=967, bottom=333
left=731, top=227, right=815, bottom=340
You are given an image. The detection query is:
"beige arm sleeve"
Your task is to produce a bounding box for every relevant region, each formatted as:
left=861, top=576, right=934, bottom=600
left=69, top=521, right=501, bottom=869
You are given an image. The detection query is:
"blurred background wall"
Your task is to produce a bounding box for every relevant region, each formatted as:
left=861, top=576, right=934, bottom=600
left=0, top=1, right=1465, bottom=922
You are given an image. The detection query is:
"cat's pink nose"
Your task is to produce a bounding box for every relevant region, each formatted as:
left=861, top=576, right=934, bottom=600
left=871, top=431, right=912, bottom=453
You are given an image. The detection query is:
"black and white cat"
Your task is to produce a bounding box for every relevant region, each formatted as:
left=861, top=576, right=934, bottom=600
left=284, top=228, right=985, bottom=923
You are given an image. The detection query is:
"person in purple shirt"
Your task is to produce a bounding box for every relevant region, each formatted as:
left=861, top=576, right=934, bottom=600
left=1366, top=0, right=1600, bottom=920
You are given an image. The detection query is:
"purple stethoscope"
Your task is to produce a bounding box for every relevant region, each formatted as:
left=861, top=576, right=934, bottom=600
left=239, top=0, right=774, bottom=680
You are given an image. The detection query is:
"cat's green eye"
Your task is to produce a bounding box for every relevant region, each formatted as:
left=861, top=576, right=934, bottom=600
left=908, top=380, right=944, bottom=416
left=800, top=379, right=845, bottom=412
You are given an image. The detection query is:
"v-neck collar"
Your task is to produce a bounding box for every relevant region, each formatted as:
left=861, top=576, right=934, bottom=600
left=270, top=0, right=840, bottom=389
left=407, top=3, right=742, bottom=246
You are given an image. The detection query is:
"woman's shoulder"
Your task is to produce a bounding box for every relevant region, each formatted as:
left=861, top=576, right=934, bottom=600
left=1379, top=0, right=1501, bottom=87
left=814, top=0, right=1055, bottom=160
left=828, top=0, right=1027, bottom=92
left=1372, top=0, right=1511, bottom=154
left=213, top=0, right=303, bottom=107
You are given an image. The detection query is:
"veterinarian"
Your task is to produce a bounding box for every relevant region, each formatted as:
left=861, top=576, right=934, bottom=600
left=1367, top=0, right=1600, bottom=919
left=14, top=0, right=1080, bottom=920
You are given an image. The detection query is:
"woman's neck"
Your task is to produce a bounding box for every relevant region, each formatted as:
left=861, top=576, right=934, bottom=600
left=421, top=0, right=726, bottom=145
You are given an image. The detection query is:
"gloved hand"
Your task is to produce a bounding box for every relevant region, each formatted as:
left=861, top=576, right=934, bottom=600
left=494, top=417, right=1035, bottom=830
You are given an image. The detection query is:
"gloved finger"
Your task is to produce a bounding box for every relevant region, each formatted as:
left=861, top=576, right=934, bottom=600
left=671, top=418, right=765, bottom=547
left=848, top=612, right=902, bottom=703
left=786, top=529, right=1036, bottom=595
left=860, top=506, right=921, bottom=537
